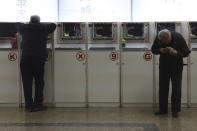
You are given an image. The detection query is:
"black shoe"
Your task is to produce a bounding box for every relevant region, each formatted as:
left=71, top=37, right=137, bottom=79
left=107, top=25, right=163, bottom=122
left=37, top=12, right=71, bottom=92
left=25, top=108, right=33, bottom=112
left=155, top=111, right=168, bottom=115
left=32, top=106, right=47, bottom=112
left=172, top=112, right=178, bottom=118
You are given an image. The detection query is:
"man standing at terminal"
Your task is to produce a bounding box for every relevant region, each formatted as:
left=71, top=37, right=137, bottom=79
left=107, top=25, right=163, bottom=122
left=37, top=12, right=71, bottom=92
left=16, top=15, right=56, bottom=112
left=151, top=29, right=190, bottom=117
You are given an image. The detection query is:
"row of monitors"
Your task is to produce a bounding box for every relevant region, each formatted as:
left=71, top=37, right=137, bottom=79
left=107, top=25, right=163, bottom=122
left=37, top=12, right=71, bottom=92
left=62, top=23, right=145, bottom=40
left=61, top=23, right=114, bottom=40
left=1, top=22, right=197, bottom=40
left=61, top=23, right=197, bottom=40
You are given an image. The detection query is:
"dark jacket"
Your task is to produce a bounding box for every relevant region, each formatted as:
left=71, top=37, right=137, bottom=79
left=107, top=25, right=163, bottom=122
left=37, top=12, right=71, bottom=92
left=151, top=32, right=190, bottom=72
left=16, top=22, right=56, bottom=61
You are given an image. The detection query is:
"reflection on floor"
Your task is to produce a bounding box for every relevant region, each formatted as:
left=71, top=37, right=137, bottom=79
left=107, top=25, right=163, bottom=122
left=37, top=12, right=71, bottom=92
left=0, top=107, right=196, bottom=131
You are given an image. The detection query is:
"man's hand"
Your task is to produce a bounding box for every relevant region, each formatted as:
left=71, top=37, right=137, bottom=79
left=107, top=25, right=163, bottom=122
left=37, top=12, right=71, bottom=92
left=160, top=48, right=169, bottom=53
left=170, top=49, right=178, bottom=56
left=167, top=47, right=178, bottom=56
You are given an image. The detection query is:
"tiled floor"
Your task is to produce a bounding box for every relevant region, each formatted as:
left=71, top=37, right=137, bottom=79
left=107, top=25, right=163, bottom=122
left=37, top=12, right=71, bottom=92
left=0, top=107, right=196, bottom=131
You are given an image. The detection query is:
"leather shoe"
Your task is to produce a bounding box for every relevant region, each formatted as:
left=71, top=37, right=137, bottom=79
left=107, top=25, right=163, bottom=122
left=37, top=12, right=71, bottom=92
left=155, top=111, right=168, bottom=115
left=172, top=112, right=178, bottom=118
left=32, top=106, right=47, bottom=112
left=25, top=108, right=33, bottom=112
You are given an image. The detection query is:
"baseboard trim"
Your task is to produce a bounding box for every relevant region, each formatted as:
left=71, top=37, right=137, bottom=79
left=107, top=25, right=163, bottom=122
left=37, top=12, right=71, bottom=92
left=88, top=102, right=120, bottom=107
left=55, top=102, right=87, bottom=107
left=0, top=103, right=19, bottom=107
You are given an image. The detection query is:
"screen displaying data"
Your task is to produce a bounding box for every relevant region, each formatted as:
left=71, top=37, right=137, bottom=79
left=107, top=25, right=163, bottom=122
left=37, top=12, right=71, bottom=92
left=93, top=23, right=113, bottom=40
left=1, top=0, right=131, bottom=22
left=59, top=0, right=132, bottom=22
left=132, top=0, right=197, bottom=22
left=123, top=23, right=144, bottom=40
left=0, top=23, right=17, bottom=38
left=157, top=23, right=175, bottom=33
left=189, top=22, right=197, bottom=39
left=0, top=0, right=57, bottom=22
left=62, top=23, right=82, bottom=39
left=2, top=0, right=197, bottom=22
left=0, top=1, right=18, bottom=22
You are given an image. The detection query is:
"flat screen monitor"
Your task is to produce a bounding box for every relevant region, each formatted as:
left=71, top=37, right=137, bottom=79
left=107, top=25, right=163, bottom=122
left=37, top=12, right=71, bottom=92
left=0, top=23, right=17, bottom=39
left=123, top=23, right=144, bottom=40
left=62, top=23, right=82, bottom=40
left=93, top=23, right=113, bottom=40
left=189, top=22, right=197, bottom=39
left=157, top=23, right=175, bottom=34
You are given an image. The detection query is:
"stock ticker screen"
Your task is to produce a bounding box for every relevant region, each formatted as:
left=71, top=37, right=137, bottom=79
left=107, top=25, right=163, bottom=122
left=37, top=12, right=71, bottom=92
left=93, top=23, right=113, bottom=40
left=123, top=23, right=144, bottom=40
left=0, top=23, right=17, bottom=39
left=62, top=23, right=82, bottom=40
left=157, top=22, right=175, bottom=33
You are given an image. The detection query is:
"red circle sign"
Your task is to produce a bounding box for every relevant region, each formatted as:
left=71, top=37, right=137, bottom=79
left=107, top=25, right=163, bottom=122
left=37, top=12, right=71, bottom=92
left=76, top=51, right=86, bottom=61
left=8, top=52, right=17, bottom=61
left=143, top=52, right=152, bottom=61
left=109, top=51, right=118, bottom=61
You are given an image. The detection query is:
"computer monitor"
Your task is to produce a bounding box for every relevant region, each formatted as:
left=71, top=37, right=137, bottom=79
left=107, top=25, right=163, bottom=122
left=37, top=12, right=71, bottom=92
left=0, top=23, right=17, bottom=39
left=93, top=23, right=113, bottom=40
left=157, top=23, right=175, bottom=34
left=189, top=22, right=197, bottom=39
left=123, top=23, right=144, bottom=40
left=62, top=23, right=82, bottom=40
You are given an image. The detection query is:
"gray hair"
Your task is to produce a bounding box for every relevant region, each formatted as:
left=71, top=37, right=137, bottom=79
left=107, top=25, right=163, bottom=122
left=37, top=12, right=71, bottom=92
left=30, top=15, right=40, bottom=23
left=158, top=29, right=171, bottom=40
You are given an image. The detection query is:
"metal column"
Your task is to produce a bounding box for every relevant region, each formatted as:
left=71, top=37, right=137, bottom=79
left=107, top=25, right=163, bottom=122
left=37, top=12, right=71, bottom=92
left=85, top=23, right=89, bottom=108
left=17, top=33, right=22, bottom=108
left=187, top=23, right=191, bottom=108
left=51, top=33, right=55, bottom=107
left=118, top=23, right=123, bottom=107
left=152, top=22, right=157, bottom=108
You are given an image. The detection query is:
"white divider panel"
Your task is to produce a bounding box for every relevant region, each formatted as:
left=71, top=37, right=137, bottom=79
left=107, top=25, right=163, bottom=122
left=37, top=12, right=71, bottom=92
left=88, top=51, right=119, bottom=105
left=191, top=51, right=197, bottom=103
left=0, top=51, right=19, bottom=105
left=122, top=51, right=153, bottom=104
left=54, top=51, right=86, bottom=107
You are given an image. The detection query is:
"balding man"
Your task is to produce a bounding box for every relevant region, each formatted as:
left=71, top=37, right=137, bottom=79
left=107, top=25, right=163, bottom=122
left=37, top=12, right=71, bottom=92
left=151, top=29, right=190, bottom=117
left=16, top=15, right=56, bottom=112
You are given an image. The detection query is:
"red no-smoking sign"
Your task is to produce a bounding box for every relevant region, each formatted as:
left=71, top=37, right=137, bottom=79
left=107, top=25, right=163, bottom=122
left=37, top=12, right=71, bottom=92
left=76, top=51, right=86, bottom=61
left=143, top=51, right=152, bottom=61
left=8, top=52, right=17, bottom=61
left=109, top=51, right=118, bottom=61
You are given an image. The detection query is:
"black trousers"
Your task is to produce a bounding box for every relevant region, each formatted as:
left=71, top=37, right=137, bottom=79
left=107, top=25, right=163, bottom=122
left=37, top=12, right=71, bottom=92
left=20, top=56, right=45, bottom=109
left=159, top=69, right=183, bottom=113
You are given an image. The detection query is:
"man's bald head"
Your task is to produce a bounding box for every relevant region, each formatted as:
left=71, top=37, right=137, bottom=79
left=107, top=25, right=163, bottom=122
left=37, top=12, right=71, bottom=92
left=30, top=15, right=40, bottom=24
left=158, top=29, right=171, bottom=44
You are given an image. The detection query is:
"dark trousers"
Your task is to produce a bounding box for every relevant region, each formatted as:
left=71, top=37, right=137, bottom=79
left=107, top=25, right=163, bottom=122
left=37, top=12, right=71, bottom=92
left=20, top=56, right=45, bottom=109
left=159, top=69, right=183, bottom=113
